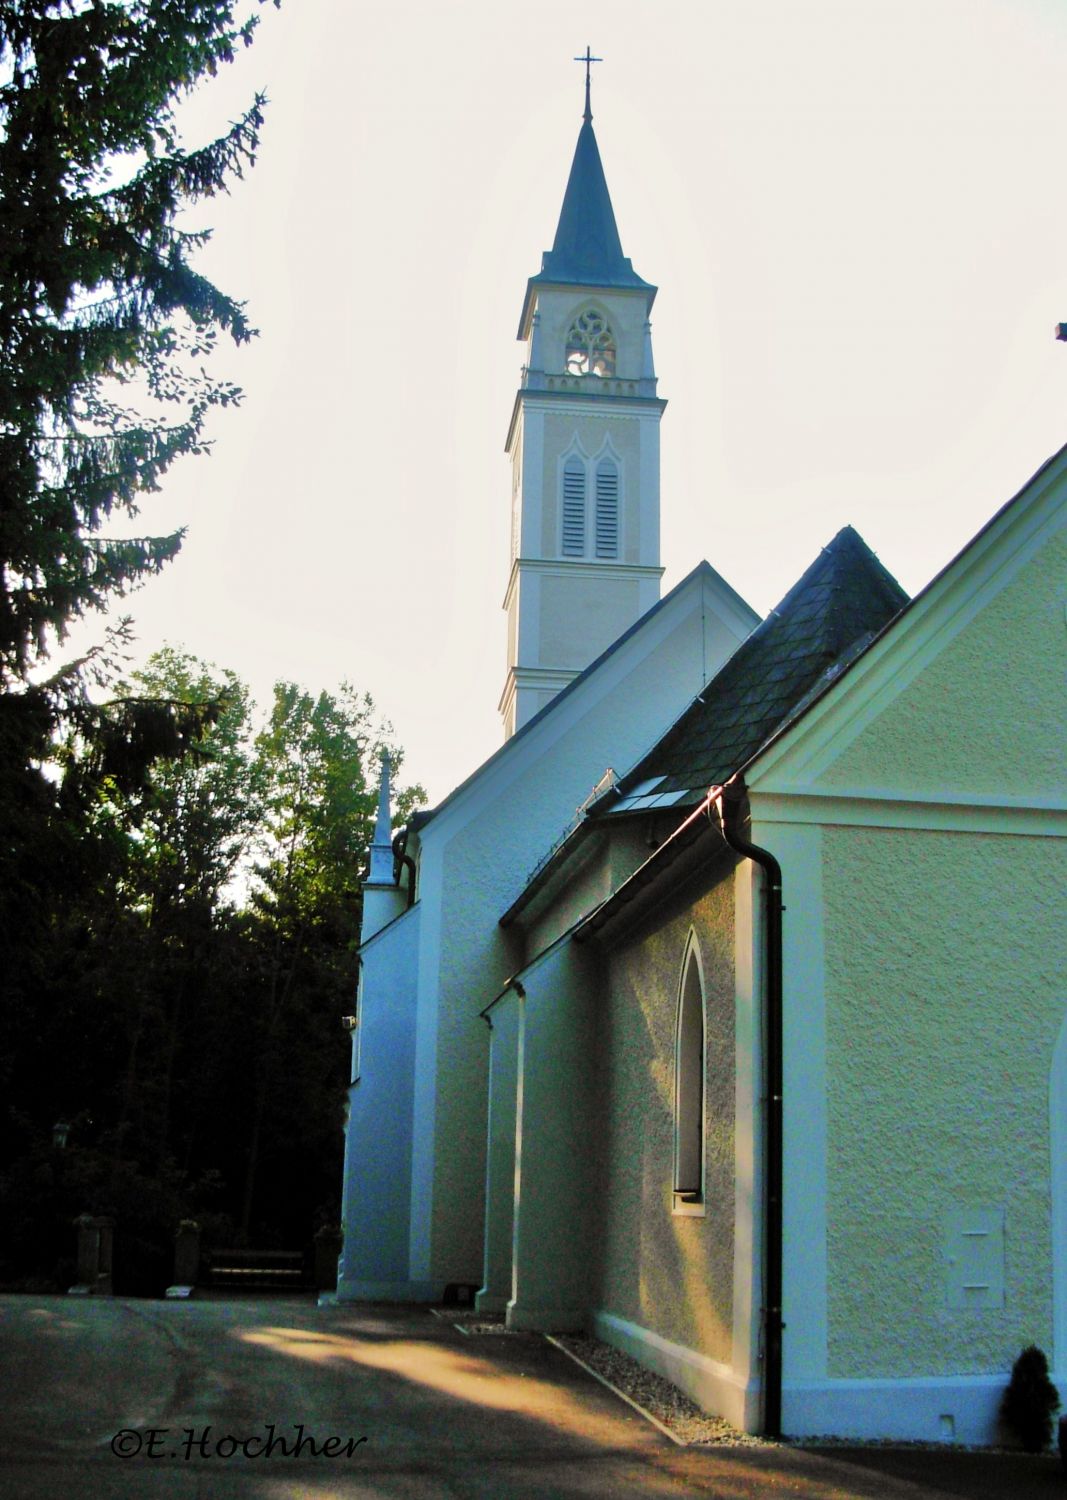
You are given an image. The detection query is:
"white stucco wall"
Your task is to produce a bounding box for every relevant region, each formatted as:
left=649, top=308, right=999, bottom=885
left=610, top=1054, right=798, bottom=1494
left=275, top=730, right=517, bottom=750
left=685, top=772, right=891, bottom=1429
left=539, top=571, right=643, bottom=669
left=409, top=574, right=758, bottom=1293
left=337, top=903, right=422, bottom=1300
left=745, top=474, right=1067, bottom=1439
left=823, top=826, right=1067, bottom=1380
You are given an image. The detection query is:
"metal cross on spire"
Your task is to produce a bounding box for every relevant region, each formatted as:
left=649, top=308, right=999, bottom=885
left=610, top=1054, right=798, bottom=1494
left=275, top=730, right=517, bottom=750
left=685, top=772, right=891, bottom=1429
left=574, top=45, right=602, bottom=123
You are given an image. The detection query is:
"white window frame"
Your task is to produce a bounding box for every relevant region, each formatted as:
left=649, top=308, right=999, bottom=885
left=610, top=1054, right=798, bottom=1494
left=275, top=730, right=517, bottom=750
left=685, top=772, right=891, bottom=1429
left=673, top=931, right=707, bottom=1217
left=558, top=443, right=622, bottom=561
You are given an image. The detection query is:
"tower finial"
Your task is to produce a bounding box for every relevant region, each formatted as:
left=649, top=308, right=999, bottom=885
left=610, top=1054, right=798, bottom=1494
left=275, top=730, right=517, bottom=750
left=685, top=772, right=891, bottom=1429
left=367, top=751, right=394, bottom=884
left=574, top=45, right=602, bottom=124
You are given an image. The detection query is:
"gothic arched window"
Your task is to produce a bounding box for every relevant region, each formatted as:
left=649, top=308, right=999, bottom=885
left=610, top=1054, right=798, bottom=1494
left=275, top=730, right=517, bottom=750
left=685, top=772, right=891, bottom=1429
left=565, top=309, right=616, bottom=377
left=674, top=940, right=705, bottom=1202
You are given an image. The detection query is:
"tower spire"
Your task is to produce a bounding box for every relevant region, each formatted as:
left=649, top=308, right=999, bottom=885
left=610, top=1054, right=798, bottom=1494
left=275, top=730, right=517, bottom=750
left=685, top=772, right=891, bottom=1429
left=574, top=45, right=601, bottom=124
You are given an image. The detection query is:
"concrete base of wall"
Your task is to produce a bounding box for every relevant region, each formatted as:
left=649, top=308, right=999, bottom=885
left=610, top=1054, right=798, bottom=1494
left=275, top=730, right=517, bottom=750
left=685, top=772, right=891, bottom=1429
left=335, top=1277, right=443, bottom=1303
left=507, top=1299, right=587, bottom=1333
left=782, top=1374, right=1010, bottom=1444
left=592, top=1309, right=760, bottom=1432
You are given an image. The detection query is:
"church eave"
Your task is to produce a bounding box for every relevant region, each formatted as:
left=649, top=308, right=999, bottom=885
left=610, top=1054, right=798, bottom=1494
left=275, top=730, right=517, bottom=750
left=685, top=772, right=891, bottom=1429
left=499, top=820, right=608, bottom=930
left=518, top=274, right=657, bottom=341
left=574, top=800, right=733, bottom=947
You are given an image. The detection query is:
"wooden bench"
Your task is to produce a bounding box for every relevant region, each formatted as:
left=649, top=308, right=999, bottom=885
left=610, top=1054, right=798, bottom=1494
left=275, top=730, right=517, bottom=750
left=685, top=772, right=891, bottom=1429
left=206, top=1248, right=310, bottom=1290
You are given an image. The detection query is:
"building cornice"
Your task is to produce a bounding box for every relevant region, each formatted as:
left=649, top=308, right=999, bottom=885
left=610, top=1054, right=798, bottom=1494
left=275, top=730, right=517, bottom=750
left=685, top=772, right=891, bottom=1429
left=506, top=385, right=667, bottom=453
left=502, top=556, right=664, bottom=612
left=752, top=786, right=1067, bottom=838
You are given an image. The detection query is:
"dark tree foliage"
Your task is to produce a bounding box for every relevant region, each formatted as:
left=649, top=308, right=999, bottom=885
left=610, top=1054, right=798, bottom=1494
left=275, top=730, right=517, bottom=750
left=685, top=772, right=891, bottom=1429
left=0, top=1, right=273, bottom=981
left=235, top=684, right=425, bottom=1240
left=0, top=0, right=272, bottom=685
left=0, top=648, right=426, bottom=1291
left=0, top=0, right=274, bottom=957
left=0, top=4, right=305, bottom=1289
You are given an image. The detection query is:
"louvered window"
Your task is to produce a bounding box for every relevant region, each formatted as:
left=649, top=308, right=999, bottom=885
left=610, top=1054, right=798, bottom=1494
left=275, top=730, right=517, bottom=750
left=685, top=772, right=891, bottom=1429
left=595, top=460, right=619, bottom=558
left=562, top=458, right=586, bottom=556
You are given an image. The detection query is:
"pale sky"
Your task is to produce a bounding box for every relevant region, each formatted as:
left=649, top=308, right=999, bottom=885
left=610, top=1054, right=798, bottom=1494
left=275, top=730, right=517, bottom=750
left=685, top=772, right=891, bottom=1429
left=84, top=0, right=1067, bottom=804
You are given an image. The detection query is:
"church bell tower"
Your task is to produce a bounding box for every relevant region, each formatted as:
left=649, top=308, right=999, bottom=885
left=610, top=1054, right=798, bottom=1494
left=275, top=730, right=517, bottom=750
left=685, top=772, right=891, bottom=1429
left=499, top=59, right=666, bottom=738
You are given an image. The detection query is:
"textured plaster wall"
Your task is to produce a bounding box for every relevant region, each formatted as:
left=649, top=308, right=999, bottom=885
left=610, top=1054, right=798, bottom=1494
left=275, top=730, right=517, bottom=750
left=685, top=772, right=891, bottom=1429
left=426, top=601, right=734, bottom=1282
left=823, top=826, right=1067, bottom=1378
left=595, top=873, right=736, bottom=1364
left=540, top=572, right=641, bottom=669
left=824, top=528, right=1067, bottom=797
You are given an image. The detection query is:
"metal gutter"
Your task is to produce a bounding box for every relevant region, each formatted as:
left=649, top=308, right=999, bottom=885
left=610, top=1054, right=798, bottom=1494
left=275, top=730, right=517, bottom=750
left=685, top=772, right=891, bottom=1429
left=713, top=780, right=784, bottom=1441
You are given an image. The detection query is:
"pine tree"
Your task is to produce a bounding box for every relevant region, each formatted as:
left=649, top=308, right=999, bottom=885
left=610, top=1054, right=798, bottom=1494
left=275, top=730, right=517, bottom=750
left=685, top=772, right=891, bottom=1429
left=0, top=0, right=272, bottom=692
left=0, top=1, right=274, bottom=1222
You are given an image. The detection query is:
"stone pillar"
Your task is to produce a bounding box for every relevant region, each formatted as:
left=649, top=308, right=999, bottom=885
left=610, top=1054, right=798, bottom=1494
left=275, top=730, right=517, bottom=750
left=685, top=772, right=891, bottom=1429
left=69, top=1214, right=114, bottom=1296
left=476, top=994, right=520, bottom=1314
left=165, top=1220, right=201, bottom=1297
left=314, top=1226, right=344, bottom=1291
left=506, top=944, right=597, bottom=1332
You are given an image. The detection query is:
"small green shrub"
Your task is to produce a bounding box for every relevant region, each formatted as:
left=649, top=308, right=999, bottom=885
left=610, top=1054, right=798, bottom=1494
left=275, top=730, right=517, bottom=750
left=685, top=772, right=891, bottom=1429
left=1001, top=1345, right=1060, bottom=1452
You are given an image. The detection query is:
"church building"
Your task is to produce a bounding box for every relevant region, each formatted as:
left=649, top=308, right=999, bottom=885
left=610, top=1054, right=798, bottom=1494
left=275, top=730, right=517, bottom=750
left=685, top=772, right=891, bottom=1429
left=338, top=70, right=1067, bottom=1445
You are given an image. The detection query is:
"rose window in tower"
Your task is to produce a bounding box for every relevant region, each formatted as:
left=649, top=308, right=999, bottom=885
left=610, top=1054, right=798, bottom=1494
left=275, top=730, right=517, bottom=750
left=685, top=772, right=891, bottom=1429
left=565, top=310, right=616, bottom=377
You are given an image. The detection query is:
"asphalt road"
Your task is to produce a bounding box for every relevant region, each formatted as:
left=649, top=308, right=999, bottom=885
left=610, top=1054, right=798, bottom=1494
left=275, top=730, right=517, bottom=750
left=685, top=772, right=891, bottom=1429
left=0, top=1294, right=1062, bottom=1498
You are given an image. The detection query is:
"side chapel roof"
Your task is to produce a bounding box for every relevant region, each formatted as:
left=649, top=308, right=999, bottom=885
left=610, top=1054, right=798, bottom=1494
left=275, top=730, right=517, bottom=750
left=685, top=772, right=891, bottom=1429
left=501, top=527, right=909, bottom=927
left=600, top=526, right=909, bottom=814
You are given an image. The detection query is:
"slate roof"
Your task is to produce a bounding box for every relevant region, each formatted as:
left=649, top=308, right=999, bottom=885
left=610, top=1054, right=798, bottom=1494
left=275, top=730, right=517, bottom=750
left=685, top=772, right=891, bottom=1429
left=606, top=527, right=908, bottom=809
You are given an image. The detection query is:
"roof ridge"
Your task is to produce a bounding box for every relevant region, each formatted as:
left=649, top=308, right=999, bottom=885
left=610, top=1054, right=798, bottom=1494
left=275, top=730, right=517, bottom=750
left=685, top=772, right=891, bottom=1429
left=610, top=527, right=908, bottom=803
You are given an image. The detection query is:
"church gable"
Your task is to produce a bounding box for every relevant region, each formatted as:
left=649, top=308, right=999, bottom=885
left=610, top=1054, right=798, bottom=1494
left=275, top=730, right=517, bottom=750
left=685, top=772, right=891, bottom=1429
left=820, top=525, right=1066, bottom=801
left=749, top=445, right=1067, bottom=807
left=416, top=559, right=758, bottom=861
